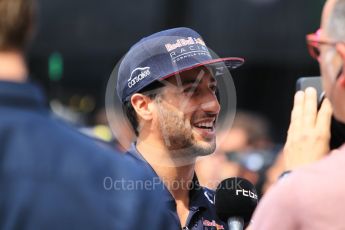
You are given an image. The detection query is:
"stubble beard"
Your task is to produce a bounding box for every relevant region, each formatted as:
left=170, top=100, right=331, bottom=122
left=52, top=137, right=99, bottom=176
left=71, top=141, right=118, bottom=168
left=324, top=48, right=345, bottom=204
left=156, top=100, right=216, bottom=162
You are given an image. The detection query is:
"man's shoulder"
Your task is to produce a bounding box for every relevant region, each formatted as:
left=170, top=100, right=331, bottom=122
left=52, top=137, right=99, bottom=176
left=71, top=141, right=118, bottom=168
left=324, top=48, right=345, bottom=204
left=0, top=113, right=168, bottom=229
left=251, top=147, right=345, bottom=230
left=0, top=107, right=140, bottom=178
left=255, top=147, right=345, bottom=211
left=292, top=145, right=345, bottom=180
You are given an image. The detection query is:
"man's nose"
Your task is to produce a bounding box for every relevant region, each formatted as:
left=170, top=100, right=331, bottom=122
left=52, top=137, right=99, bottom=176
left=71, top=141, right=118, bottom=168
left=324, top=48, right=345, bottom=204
left=200, top=91, right=221, bottom=114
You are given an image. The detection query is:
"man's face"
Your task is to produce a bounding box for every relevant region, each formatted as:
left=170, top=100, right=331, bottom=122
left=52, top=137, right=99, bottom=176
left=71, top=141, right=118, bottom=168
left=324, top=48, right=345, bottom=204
left=153, top=66, right=220, bottom=157
left=320, top=0, right=345, bottom=121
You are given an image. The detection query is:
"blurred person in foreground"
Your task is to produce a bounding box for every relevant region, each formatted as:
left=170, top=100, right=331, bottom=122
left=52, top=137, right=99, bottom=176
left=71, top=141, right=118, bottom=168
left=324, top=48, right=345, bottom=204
left=0, top=0, right=167, bottom=229
left=116, top=27, right=244, bottom=229
left=250, top=0, right=345, bottom=229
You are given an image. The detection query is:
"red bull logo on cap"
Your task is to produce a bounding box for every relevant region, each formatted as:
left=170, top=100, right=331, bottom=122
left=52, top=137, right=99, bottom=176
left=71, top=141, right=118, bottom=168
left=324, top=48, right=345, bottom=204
left=165, top=37, right=210, bottom=63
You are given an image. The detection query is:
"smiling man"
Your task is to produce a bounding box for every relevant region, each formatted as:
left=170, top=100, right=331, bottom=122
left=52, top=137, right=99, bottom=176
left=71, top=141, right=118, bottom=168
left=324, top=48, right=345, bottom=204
left=116, top=27, right=244, bottom=229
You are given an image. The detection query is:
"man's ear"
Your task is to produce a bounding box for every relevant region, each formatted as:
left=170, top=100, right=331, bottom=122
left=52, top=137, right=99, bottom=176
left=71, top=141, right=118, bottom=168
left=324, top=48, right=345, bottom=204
left=336, top=43, right=345, bottom=87
left=130, top=93, right=154, bottom=121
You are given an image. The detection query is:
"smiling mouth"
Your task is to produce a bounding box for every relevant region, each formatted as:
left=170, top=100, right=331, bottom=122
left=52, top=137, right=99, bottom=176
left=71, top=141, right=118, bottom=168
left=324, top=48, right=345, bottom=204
left=192, top=118, right=216, bottom=138
left=193, top=121, right=214, bottom=131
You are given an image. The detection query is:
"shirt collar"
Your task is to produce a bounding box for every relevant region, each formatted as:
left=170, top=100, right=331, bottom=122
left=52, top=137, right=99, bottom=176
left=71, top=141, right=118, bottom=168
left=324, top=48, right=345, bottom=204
left=127, top=142, right=147, bottom=162
left=0, top=81, right=46, bottom=109
left=189, top=175, right=211, bottom=211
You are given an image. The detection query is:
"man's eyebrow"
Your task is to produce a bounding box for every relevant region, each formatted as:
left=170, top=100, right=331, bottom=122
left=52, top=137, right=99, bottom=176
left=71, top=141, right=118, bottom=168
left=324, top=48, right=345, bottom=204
left=180, top=76, right=217, bottom=86
left=181, top=79, right=198, bottom=85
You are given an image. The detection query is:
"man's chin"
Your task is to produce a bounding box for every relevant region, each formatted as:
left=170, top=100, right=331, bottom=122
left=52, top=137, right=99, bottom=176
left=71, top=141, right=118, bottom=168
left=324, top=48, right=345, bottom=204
left=192, top=140, right=216, bottom=156
left=162, top=140, right=216, bottom=166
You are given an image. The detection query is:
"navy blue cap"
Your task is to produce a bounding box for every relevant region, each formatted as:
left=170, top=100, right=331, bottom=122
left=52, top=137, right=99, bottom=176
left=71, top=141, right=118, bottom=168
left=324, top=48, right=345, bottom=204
left=116, top=27, right=244, bottom=103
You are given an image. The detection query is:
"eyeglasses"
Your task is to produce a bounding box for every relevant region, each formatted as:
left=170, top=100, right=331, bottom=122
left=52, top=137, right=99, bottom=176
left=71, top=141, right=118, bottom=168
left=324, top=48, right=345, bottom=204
left=306, top=29, right=340, bottom=60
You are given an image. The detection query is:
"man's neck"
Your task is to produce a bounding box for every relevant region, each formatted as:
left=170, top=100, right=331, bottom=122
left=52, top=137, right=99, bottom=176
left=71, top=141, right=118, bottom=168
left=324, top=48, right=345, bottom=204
left=136, top=137, right=196, bottom=200
left=0, top=51, right=28, bottom=82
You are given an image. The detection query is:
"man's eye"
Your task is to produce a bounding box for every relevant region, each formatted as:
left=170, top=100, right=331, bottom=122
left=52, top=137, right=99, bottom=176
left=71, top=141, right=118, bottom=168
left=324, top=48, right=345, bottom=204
left=210, top=85, right=217, bottom=92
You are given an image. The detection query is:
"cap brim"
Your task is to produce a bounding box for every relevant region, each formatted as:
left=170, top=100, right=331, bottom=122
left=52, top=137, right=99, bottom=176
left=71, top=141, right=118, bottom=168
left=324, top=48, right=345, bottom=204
left=161, top=57, right=244, bottom=80
left=206, top=57, right=245, bottom=70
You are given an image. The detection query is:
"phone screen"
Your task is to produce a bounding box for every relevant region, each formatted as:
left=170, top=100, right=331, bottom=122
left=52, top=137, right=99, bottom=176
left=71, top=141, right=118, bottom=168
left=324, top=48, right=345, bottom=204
left=296, top=76, right=323, bottom=103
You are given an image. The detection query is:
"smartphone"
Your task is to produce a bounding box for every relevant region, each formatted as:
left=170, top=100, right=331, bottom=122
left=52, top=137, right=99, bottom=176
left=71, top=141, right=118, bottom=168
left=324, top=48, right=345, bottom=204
left=296, top=76, right=345, bottom=150
left=296, top=76, right=324, bottom=103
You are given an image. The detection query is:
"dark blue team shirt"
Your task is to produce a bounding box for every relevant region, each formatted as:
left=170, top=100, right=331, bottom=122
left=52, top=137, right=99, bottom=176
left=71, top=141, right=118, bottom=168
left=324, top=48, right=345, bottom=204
left=126, top=144, right=228, bottom=230
left=0, top=81, right=168, bottom=229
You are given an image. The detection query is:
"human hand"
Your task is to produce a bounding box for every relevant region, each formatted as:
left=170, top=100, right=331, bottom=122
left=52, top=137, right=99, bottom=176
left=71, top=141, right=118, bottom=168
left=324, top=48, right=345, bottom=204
left=246, top=225, right=252, bottom=230
left=284, top=87, right=333, bottom=170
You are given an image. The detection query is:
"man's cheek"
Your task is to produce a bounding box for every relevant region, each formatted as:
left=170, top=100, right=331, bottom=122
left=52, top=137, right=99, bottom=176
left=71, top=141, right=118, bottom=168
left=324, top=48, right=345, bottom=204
left=324, top=49, right=339, bottom=83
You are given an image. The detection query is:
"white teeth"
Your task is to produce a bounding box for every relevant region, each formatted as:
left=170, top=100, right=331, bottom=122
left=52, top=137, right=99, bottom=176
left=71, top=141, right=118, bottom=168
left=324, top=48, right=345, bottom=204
left=195, top=122, right=213, bottom=128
